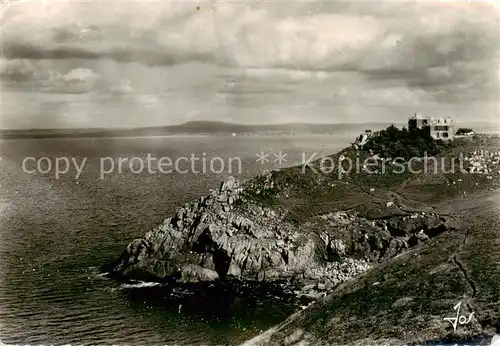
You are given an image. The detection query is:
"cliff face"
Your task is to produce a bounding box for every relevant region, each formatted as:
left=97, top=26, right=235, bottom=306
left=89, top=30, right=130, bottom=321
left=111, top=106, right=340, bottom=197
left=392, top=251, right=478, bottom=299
left=112, top=175, right=319, bottom=283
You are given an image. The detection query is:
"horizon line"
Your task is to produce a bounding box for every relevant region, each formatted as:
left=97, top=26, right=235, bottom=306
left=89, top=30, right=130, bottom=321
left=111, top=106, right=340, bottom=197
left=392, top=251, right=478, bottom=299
left=2, top=120, right=499, bottom=132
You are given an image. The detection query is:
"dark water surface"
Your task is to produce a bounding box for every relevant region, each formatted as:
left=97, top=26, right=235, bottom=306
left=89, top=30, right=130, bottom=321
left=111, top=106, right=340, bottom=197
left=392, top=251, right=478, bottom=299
left=0, top=135, right=349, bottom=345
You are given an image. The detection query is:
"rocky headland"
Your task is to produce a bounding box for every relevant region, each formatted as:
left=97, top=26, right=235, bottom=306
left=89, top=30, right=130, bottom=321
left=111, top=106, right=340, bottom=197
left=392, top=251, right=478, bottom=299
left=105, top=132, right=500, bottom=345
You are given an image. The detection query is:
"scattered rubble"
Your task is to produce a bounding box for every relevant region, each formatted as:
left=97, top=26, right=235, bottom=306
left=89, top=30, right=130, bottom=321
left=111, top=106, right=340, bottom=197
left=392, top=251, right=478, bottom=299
left=465, top=149, right=500, bottom=175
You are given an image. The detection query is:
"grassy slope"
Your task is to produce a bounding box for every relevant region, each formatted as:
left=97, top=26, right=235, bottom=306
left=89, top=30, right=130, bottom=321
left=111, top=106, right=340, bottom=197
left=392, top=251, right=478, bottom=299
left=240, top=135, right=500, bottom=345
left=241, top=136, right=500, bottom=223
left=259, top=190, right=500, bottom=345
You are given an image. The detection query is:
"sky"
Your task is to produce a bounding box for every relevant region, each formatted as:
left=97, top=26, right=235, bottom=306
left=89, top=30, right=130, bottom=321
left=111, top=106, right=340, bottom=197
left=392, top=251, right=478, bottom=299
left=0, top=0, right=499, bottom=129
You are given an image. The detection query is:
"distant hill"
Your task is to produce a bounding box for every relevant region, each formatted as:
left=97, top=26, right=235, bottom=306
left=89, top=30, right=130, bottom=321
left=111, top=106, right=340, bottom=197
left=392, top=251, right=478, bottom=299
left=0, top=121, right=400, bottom=139
left=2, top=120, right=497, bottom=139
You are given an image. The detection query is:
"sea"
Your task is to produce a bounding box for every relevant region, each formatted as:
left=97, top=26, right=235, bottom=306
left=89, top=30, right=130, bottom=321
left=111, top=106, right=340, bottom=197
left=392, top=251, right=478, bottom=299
left=0, top=135, right=351, bottom=345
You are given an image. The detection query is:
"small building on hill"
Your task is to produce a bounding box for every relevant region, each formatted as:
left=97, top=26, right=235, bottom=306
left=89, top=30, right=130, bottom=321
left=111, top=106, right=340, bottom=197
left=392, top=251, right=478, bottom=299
left=408, top=113, right=454, bottom=140
left=408, top=113, right=429, bottom=131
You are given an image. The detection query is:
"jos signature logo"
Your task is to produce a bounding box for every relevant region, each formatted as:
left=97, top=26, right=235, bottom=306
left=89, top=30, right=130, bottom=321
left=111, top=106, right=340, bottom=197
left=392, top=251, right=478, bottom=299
left=443, top=301, right=475, bottom=333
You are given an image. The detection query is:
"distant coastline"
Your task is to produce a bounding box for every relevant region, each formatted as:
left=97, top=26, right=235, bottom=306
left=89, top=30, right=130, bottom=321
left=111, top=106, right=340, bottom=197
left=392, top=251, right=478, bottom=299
left=2, top=120, right=498, bottom=139
left=0, top=121, right=397, bottom=139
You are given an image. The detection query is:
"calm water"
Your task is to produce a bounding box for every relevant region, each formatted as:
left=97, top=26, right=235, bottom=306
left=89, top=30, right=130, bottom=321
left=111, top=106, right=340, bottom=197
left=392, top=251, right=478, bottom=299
left=0, top=135, right=350, bottom=345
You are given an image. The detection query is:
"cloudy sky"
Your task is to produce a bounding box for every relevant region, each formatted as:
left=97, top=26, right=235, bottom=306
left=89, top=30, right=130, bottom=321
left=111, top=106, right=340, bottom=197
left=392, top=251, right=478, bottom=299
left=0, top=0, right=499, bottom=129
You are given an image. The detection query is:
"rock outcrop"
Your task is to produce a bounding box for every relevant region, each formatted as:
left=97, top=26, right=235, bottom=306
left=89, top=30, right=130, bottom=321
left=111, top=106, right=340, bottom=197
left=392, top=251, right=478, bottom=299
left=110, top=173, right=454, bottom=296
left=111, top=175, right=319, bottom=283
left=465, top=149, right=500, bottom=176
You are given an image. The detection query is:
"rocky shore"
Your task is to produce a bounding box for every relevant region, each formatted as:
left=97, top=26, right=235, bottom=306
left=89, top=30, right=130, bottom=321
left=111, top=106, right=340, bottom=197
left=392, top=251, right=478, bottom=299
left=109, top=169, right=457, bottom=299
left=105, top=135, right=500, bottom=344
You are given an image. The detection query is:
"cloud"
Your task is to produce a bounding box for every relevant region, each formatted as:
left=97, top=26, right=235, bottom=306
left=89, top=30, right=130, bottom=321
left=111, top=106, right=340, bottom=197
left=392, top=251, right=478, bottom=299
left=107, top=79, right=135, bottom=95
left=0, top=60, right=100, bottom=93
left=0, top=59, right=39, bottom=83
left=0, top=0, right=498, bottom=128
left=1, top=1, right=497, bottom=102
left=2, top=1, right=497, bottom=70
left=57, top=68, right=101, bottom=92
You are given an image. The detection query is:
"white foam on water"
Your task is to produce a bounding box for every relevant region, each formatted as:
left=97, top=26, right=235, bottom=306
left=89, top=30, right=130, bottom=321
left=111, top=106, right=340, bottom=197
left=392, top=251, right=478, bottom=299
left=120, top=281, right=161, bottom=289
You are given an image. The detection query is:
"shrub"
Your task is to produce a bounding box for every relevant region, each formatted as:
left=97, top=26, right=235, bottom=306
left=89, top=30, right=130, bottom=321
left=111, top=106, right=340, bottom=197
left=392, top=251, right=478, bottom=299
left=456, top=128, right=474, bottom=135
left=363, top=125, right=440, bottom=160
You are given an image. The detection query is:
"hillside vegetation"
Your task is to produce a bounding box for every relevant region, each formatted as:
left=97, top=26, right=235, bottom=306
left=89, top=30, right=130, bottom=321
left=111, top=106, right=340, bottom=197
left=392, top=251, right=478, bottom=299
left=362, top=124, right=451, bottom=159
